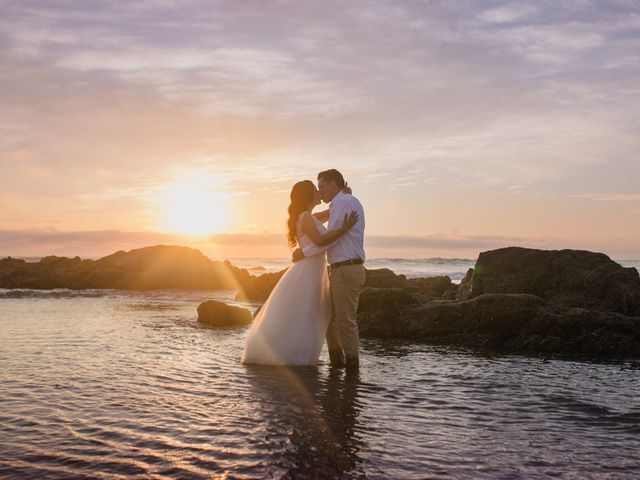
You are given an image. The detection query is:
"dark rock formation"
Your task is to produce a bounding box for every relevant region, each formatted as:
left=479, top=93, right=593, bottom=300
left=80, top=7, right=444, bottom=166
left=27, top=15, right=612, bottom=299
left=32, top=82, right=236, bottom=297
left=357, top=292, right=640, bottom=357
left=0, top=245, right=252, bottom=291
left=357, top=288, right=421, bottom=337
left=236, top=269, right=286, bottom=302
left=457, top=247, right=640, bottom=316
left=356, top=247, right=640, bottom=358
left=235, top=266, right=456, bottom=302
left=197, top=300, right=252, bottom=327
left=364, top=268, right=409, bottom=288
left=456, top=268, right=474, bottom=301
left=408, top=275, right=458, bottom=300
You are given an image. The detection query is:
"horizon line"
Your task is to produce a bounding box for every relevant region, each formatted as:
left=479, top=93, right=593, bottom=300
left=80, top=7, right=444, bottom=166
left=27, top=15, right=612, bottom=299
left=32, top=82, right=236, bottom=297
left=0, top=228, right=638, bottom=259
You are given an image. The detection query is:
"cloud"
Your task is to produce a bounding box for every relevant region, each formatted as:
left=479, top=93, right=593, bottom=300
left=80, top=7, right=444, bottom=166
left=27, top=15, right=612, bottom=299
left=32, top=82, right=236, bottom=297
left=1, top=1, right=639, bottom=257
left=479, top=4, right=538, bottom=24
left=572, top=193, right=640, bottom=202
left=0, top=229, right=186, bottom=255
left=366, top=233, right=558, bottom=250
left=477, top=24, right=604, bottom=64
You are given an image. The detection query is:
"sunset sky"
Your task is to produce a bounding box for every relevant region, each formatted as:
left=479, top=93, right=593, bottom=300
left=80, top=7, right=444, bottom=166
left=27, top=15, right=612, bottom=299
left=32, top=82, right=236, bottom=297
left=1, top=0, right=639, bottom=260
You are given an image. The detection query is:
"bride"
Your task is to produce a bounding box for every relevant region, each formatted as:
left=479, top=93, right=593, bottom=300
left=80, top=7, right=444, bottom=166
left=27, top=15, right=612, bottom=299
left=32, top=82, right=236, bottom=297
left=241, top=180, right=358, bottom=366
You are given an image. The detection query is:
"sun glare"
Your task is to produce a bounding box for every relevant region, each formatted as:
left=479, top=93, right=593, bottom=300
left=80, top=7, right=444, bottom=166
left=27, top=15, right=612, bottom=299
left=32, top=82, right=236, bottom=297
left=157, top=176, right=232, bottom=236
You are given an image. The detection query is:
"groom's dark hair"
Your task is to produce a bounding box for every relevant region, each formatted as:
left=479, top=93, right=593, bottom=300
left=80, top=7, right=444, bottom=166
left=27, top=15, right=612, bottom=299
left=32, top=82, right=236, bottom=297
left=318, top=169, right=345, bottom=188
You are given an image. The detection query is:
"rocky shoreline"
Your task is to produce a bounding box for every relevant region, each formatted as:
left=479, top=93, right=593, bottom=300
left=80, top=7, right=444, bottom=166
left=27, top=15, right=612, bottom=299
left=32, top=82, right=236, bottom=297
left=0, top=245, right=252, bottom=291
left=359, top=247, right=640, bottom=357
left=2, top=244, right=639, bottom=358
left=213, top=246, right=640, bottom=358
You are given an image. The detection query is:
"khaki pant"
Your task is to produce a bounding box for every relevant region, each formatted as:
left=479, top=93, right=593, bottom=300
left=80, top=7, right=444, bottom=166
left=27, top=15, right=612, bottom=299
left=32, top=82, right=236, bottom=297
left=326, top=264, right=366, bottom=359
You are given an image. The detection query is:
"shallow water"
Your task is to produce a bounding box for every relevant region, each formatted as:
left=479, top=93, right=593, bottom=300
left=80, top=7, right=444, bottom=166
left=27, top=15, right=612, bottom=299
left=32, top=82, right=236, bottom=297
left=1, top=289, right=640, bottom=479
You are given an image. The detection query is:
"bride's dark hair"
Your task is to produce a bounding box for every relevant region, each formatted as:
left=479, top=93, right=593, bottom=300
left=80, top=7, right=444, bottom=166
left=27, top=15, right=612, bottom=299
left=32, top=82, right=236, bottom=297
left=287, top=180, right=315, bottom=248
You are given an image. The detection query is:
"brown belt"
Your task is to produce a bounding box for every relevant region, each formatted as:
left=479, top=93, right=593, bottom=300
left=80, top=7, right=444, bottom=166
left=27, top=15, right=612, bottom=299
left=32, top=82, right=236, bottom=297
left=330, top=258, right=364, bottom=269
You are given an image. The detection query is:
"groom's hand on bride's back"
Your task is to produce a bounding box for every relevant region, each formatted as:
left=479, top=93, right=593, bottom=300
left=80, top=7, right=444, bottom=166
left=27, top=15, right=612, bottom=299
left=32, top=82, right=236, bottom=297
left=292, top=248, right=305, bottom=263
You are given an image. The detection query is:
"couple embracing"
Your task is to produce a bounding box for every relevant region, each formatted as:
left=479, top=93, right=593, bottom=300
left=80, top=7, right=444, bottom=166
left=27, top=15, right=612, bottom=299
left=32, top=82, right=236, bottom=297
left=241, top=169, right=365, bottom=370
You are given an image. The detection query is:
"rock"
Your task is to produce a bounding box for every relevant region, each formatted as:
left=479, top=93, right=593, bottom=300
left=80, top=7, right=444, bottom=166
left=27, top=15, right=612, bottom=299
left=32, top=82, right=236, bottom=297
left=197, top=300, right=253, bottom=327
left=358, top=287, right=420, bottom=313
left=236, top=268, right=424, bottom=302
left=457, top=247, right=640, bottom=316
left=353, top=248, right=640, bottom=358
left=456, top=268, right=474, bottom=301
left=236, top=269, right=287, bottom=302
left=357, top=292, right=640, bottom=357
left=441, top=286, right=459, bottom=300
left=0, top=245, right=252, bottom=291
left=94, top=246, right=252, bottom=290
left=0, top=257, right=27, bottom=271
left=407, top=275, right=456, bottom=300
left=364, top=268, right=409, bottom=288
left=356, top=287, right=421, bottom=337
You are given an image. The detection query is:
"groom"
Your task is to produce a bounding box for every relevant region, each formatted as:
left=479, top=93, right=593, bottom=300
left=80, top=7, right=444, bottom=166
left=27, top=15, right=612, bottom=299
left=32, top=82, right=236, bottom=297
left=293, top=169, right=366, bottom=370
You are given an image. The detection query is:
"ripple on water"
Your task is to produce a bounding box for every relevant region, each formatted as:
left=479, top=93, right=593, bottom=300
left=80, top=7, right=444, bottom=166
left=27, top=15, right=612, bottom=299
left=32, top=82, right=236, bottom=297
left=1, top=293, right=640, bottom=479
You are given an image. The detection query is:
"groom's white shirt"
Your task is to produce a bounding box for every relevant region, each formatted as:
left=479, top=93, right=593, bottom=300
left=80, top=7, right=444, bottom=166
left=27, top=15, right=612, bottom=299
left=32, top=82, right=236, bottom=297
left=302, top=191, right=365, bottom=264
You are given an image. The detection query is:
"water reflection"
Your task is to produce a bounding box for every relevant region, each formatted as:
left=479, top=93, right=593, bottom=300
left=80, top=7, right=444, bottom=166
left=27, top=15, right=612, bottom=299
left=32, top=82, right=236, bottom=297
left=245, top=366, right=365, bottom=479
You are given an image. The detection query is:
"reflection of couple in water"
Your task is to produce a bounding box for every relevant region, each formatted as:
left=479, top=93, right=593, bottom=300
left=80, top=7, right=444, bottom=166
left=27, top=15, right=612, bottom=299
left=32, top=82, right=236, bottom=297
left=246, top=366, right=365, bottom=479
left=242, top=168, right=366, bottom=477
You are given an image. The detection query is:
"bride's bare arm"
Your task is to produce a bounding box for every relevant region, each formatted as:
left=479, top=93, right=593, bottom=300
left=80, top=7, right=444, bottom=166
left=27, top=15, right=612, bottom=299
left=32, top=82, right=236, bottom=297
left=312, top=210, right=330, bottom=223
left=301, top=211, right=358, bottom=246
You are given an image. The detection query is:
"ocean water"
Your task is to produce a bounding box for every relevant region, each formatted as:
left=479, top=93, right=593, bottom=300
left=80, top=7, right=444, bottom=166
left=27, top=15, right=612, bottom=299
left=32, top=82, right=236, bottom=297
left=230, top=258, right=477, bottom=282
left=1, top=288, right=639, bottom=479
left=229, top=258, right=640, bottom=283
left=15, top=256, right=639, bottom=283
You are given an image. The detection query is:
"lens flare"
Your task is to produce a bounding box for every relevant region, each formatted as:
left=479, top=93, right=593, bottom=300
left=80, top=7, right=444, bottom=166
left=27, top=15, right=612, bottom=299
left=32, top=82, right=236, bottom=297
left=156, top=173, right=232, bottom=236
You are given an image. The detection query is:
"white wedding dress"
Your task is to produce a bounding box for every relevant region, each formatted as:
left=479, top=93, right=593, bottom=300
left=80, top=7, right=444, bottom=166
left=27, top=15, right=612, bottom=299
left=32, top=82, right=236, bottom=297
left=241, top=213, right=331, bottom=365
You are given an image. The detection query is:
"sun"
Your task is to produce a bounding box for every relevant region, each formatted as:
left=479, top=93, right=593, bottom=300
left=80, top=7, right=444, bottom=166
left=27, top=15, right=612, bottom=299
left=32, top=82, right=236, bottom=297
left=156, top=176, right=232, bottom=236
